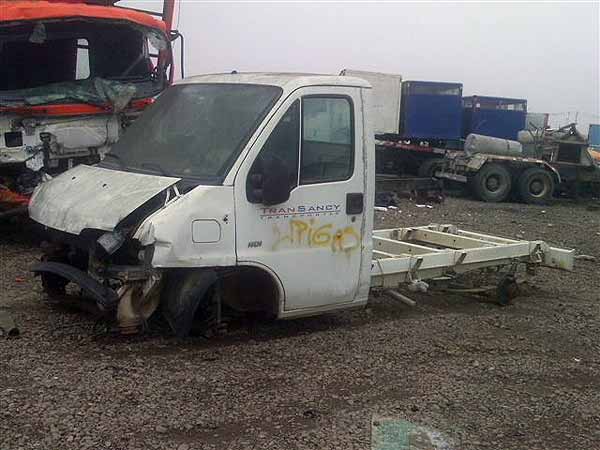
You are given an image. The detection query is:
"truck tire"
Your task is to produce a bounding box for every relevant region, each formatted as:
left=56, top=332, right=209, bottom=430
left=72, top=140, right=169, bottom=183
left=418, top=158, right=444, bottom=178
left=517, top=168, right=554, bottom=204
left=471, top=163, right=512, bottom=202
left=161, top=269, right=217, bottom=337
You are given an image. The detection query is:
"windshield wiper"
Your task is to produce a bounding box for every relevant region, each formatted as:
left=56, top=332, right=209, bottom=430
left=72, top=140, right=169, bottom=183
left=141, top=162, right=172, bottom=177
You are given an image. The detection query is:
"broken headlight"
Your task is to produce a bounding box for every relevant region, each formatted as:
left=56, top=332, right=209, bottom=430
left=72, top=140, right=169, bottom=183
left=96, top=230, right=126, bottom=256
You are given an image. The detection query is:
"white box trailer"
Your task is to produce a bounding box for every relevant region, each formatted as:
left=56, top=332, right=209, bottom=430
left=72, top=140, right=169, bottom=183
left=29, top=73, right=574, bottom=336
left=340, top=69, right=402, bottom=135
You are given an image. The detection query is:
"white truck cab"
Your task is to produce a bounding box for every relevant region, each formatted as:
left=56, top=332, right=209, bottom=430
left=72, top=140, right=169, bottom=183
left=29, top=73, right=574, bottom=336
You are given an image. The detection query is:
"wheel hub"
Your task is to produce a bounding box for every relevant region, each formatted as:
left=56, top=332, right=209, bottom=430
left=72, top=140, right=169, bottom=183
left=486, top=175, right=501, bottom=192
left=529, top=179, right=545, bottom=196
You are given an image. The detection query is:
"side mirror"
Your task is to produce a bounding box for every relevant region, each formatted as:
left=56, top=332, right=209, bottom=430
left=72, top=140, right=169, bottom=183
left=248, top=156, right=292, bottom=205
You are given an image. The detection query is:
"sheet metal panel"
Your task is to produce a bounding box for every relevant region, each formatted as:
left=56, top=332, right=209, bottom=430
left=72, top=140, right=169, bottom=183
left=400, top=81, right=463, bottom=140
left=340, top=69, right=402, bottom=135
left=463, top=95, right=527, bottom=140
left=29, top=165, right=180, bottom=235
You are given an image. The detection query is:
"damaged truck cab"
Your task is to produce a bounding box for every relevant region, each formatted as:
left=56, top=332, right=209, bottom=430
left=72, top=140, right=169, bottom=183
left=0, top=0, right=175, bottom=211
left=30, top=73, right=376, bottom=335
left=29, top=73, right=574, bottom=337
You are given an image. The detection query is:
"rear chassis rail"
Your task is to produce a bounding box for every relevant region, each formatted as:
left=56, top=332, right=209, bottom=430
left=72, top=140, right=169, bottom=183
left=371, top=224, right=574, bottom=288
left=437, top=152, right=561, bottom=184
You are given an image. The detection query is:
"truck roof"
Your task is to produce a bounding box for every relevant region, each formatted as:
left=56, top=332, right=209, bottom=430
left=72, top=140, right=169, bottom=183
left=1, top=1, right=167, bottom=32
left=404, top=80, right=463, bottom=88
left=463, top=95, right=527, bottom=105
left=177, top=72, right=372, bottom=91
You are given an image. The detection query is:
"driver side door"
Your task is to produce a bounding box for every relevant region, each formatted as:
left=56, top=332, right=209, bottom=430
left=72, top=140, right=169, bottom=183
left=235, top=86, right=367, bottom=313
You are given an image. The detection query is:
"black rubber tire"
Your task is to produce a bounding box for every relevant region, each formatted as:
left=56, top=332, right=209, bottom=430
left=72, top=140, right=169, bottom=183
left=517, top=168, right=555, bottom=204
left=471, top=163, right=512, bottom=202
left=417, top=158, right=445, bottom=178
left=161, top=269, right=217, bottom=337
left=497, top=274, right=519, bottom=306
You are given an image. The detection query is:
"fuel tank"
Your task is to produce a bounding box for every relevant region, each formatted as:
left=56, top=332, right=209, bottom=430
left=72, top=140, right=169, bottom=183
left=464, top=133, right=523, bottom=157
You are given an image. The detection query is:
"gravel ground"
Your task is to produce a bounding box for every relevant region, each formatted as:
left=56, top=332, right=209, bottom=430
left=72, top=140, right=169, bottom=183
left=1, top=197, right=599, bottom=450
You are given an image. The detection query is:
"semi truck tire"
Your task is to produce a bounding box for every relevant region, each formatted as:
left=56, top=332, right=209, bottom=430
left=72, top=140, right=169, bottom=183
left=471, top=163, right=512, bottom=202
left=517, top=168, right=554, bottom=204
left=417, top=158, right=445, bottom=178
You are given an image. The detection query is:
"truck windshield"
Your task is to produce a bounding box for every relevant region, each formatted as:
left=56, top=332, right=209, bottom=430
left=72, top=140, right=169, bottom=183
left=0, top=20, right=169, bottom=106
left=104, top=83, right=282, bottom=183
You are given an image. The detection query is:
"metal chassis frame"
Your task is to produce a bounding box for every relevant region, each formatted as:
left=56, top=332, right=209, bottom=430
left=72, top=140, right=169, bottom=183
left=370, top=224, right=574, bottom=289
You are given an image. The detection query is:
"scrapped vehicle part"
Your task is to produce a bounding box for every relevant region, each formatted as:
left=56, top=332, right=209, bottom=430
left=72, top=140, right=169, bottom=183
left=0, top=0, right=178, bottom=213
left=116, top=272, right=162, bottom=334
left=0, top=309, right=20, bottom=337
left=28, top=74, right=575, bottom=337
left=29, top=164, right=180, bottom=235
left=375, top=175, right=444, bottom=205
left=161, top=269, right=217, bottom=337
left=31, top=261, right=119, bottom=310
left=439, top=123, right=599, bottom=203
left=497, top=273, right=519, bottom=306
left=417, top=158, right=445, bottom=178
left=517, top=167, right=555, bottom=204
left=438, top=151, right=560, bottom=204
left=0, top=185, right=29, bottom=219
left=471, top=163, right=512, bottom=202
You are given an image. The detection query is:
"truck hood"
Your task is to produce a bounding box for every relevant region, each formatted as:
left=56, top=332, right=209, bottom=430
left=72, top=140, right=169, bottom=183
left=29, top=165, right=180, bottom=235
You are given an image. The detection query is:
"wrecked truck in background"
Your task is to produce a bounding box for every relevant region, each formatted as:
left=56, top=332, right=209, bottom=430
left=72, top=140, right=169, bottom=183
left=29, top=74, right=574, bottom=337
left=0, top=0, right=178, bottom=215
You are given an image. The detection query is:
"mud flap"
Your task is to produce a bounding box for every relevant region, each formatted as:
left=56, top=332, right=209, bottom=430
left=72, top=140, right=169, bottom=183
left=161, top=269, right=217, bottom=337
left=31, top=262, right=119, bottom=310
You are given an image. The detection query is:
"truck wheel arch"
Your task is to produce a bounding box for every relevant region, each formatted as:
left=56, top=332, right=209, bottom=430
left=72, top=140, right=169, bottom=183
left=161, top=268, right=218, bottom=337
left=220, top=264, right=284, bottom=318
left=160, top=264, right=284, bottom=336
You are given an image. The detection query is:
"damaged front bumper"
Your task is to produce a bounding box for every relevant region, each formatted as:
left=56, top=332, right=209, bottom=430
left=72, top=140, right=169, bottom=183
left=32, top=261, right=120, bottom=310
left=32, top=258, right=162, bottom=334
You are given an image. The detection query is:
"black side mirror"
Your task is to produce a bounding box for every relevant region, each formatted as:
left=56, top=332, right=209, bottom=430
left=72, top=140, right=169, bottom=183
left=248, top=156, right=292, bottom=205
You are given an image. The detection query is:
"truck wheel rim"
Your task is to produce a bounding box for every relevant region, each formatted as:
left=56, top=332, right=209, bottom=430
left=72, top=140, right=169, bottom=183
left=529, top=179, right=546, bottom=197
left=486, top=175, right=501, bottom=192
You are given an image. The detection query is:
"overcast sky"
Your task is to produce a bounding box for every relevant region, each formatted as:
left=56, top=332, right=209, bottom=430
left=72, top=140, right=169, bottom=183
left=136, top=1, right=600, bottom=130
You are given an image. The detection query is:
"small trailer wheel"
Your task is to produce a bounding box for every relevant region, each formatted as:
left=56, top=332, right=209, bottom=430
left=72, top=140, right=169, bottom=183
left=517, top=168, right=555, bottom=204
left=497, top=274, right=519, bottom=306
left=472, top=163, right=512, bottom=202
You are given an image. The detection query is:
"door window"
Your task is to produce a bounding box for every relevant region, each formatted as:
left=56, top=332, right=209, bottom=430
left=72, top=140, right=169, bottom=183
left=300, top=97, right=353, bottom=184
left=249, top=100, right=300, bottom=194
left=249, top=95, right=354, bottom=199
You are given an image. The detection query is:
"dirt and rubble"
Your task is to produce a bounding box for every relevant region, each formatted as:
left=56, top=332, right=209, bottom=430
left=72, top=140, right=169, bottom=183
left=1, top=197, right=599, bottom=450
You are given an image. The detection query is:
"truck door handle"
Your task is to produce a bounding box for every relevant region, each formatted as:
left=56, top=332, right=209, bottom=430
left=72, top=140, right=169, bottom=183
left=346, top=193, right=364, bottom=215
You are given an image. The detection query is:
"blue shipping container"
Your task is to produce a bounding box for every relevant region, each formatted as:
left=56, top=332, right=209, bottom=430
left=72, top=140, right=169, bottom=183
left=399, top=81, right=463, bottom=141
left=589, top=124, right=600, bottom=149
left=462, top=96, right=527, bottom=140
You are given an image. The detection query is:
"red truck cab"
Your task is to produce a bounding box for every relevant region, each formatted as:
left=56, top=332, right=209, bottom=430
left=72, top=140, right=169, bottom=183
left=0, top=0, right=177, bottom=213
